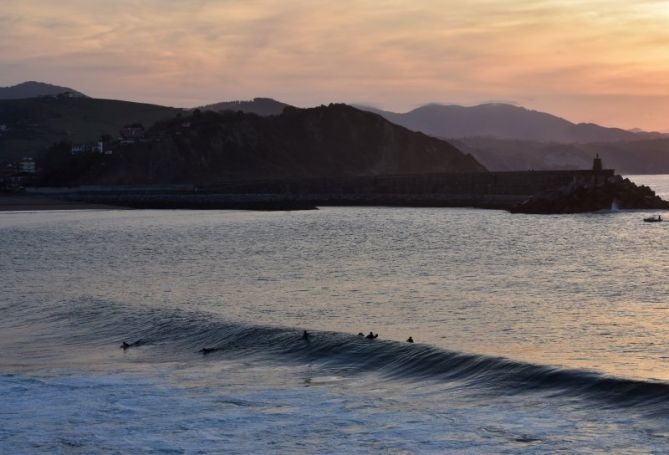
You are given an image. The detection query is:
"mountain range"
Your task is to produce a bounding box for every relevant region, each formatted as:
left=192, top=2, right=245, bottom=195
left=356, top=103, right=669, bottom=173
left=357, top=103, right=666, bottom=144
left=1, top=80, right=668, bottom=175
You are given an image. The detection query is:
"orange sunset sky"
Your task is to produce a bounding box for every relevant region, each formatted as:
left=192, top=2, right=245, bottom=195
left=2, top=0, right=669, bottom=131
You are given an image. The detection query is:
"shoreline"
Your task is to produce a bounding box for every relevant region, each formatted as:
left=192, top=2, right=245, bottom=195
left=0, top=195, right=124, bottom=211
left=4, top=188, right=667, bottom=213
left=14, top=192, right=521, bottom=212
left=0, top=193, right=322, bottom=212
left=0, top=192, right=518, bottom=212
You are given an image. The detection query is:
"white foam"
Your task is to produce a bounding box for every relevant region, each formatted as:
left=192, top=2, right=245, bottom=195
left=1, top=368, right=668, bottom=454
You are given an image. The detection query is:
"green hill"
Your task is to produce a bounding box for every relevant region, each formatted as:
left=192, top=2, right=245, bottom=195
left=0, top=97, right=179, bottom=160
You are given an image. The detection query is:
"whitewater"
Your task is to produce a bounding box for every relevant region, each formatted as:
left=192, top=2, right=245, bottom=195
left=1, top=175, right=668, bottom=453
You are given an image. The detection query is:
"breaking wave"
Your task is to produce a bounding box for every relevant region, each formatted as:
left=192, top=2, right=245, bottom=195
left=5, top=299, right=669, bottom=416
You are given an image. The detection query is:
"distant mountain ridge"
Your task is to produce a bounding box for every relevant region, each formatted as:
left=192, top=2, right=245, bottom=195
left=199, top=97, right=290, bottom=116
left=0, top=81, right=86, bottom=100
left=358, top=103, right=666, bottom=144
left=356, top=102, right=669, bottom=173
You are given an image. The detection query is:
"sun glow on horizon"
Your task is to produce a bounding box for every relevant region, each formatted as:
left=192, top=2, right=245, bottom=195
left=1, top=0, right=669, bottom=130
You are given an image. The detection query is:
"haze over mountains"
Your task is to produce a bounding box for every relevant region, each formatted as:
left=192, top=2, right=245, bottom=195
left=449, top=137, right=669, bottom=174
left=357, top=103, right=669, bottom=173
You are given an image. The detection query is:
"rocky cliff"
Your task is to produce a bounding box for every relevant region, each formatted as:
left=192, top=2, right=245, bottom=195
left=55, top=104, right=485, bottom=185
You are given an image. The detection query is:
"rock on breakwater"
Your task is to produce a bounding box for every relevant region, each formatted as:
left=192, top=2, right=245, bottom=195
left=511, top=175, right=669, bottom=214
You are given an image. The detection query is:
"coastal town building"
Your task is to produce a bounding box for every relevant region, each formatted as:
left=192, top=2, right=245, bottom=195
left=0, top=157, right=37, bottom=191
left=18, top=157, right=36, bottom=174
left=120, top=124, right=146, bottom=143
left=71, top=144, right=88, bottom=155
left=71, top=137, right=112, bottom=155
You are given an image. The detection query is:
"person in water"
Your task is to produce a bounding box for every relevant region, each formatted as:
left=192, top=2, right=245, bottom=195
left=302, top=330, right=311, bottom=341
left=407, top=336, right=414, bottom=343
left=358, top=332, right=364, bottom=337
left=365, top=332, right=378, bottom=339
left=199, top=347, right=219, bottom=355
left=120, top=340, right=143, bottom=350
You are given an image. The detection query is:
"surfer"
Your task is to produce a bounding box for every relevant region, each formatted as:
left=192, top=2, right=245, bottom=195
left=120, top=339, right=143, bottom=350
left=358, top=332, right=364, bottom=336
left=199, top=347, right=219, bottom=355
left=302, top=330, right=311, bottom=341
left=365, top=332, right=378, bottom=339
left=407, top=336, right=414, bottom=343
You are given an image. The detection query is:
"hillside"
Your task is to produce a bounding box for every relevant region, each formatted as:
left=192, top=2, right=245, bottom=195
left=42, top=104, right=486, bottom=185
left=0, top=81, right=86, bottom=99
left=359, top=103, right=664, bottom=144
left=454, top=137, right=669, bottom=174
left=198, top=97, right=291, bottom=116
left=0, top=97, right=179, bottom=160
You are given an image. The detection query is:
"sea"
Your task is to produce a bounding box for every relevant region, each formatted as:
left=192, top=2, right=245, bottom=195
left=1, top=175, right=668, bottom=454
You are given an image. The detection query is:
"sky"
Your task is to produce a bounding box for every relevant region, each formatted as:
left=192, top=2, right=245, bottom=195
left=2, top=0, right=669, bottom=131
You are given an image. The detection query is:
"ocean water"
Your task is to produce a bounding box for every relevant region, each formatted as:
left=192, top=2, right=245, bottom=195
left=1, top=175, right=668, bottom=453
left=630, top=174, right=669, bottom=201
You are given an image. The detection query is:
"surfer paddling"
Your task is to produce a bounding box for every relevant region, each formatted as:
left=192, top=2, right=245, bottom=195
left=120, top=340, right=144, bottom=350
left=365, top=332, right=379, bottom=339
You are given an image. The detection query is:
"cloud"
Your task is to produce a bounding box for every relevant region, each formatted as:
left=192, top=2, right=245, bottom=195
left=1, top=0, right=669, bottom=129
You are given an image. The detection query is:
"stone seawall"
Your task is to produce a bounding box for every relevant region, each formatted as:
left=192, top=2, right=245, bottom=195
left=54, top=192, right=524, bottom=210
left=205, top=170, right=615, bottom=198
left=25, top=169, right=618, bottom=211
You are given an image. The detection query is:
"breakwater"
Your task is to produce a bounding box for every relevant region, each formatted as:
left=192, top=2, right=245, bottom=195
left=24, top=169, right=616, bottom=210
left=206, top=169, right=614, bottom=198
